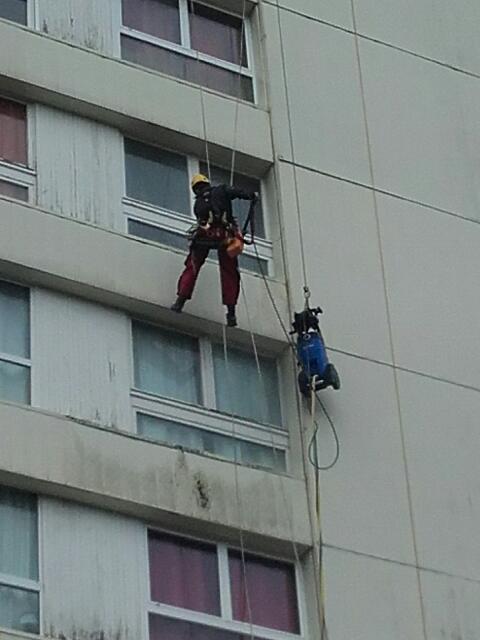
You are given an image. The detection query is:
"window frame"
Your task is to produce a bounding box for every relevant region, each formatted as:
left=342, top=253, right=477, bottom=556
left=120, top=0, right=256, bottom=103
left=130, top=320, right=288, bottom=471
left=0, top=278, right=32, bottom=406
left=145, top=526, right=308, bottom=640
left=0, top=489, right=41, bottom=636
left=0, top=96, right=37, bottom=204
left=122, top=138, right=273, bottom=275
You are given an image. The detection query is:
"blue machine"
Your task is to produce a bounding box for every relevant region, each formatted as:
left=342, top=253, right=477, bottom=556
left=291, top=306, right=340, bottom=396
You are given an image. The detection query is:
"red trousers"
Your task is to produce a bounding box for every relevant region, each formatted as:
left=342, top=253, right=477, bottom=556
left=177, top=244, right=240, bottom=306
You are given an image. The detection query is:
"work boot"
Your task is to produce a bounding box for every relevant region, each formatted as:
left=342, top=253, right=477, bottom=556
left=171, top=295, right=187, bottom=313
left=226, top=305, right=237, bottom=327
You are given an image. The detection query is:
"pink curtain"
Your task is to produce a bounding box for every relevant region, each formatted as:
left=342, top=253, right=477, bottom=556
left=122, top=0, right=181, bottom=43
left=149, top=615, right=248, bottom=640
left=0, top=180, right=28, bottom=201
left=149, top=533, right=221, bottom=615
left=189, top=3, right=246, bottom=66
left=229, top=551, right=300, bottom=634
left=0, top=99, right=27, bottom=165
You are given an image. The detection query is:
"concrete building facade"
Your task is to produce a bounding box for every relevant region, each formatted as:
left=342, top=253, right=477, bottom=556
left=0, top=1, right=479, bottom=639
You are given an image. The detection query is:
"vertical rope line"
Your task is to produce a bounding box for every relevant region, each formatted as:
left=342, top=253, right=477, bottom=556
left=192, top=1, right=211, bottom=179
left=222, top=325, right=255, bottom=640
left=274, top=0, right=309, bottom=292
left=229, top=0, right=249, bottom=185
left=349, top=1, right=428, bottom=638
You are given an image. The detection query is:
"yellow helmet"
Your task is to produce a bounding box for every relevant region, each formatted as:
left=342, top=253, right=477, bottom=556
left=191, top=173, right=210, bottom=190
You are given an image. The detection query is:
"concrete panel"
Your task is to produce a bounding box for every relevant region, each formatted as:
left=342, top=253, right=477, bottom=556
left=315, top=353, right=415, bottom=563
left=36, top=105, right=125, bottom=230
left=278, top=164, right=391, bottom=362
left=274, top=10, right=371, bottom=182
left=32, top=289, right=132, bottom=430
left=41, top=498, right=146, bottom=640
left=0, top=20, right=272, bottom=175
left=378, top=194, right=480, bottom=388
left=420, top=570, right=480, bottom=640
left=0, top=402, right=311, bottom=554
left=355, top=0, right=480, bottom=75
left=37, top=0, right=121, bottom=55
left=360, top=39, right=480, bottom=220
left=275, top=0, right=353, bottom=30
left=398, top=371, right=480, bottom=580
left=323, top=547, right=424, bottom=639
left=0, top=197, right=289, bottom=346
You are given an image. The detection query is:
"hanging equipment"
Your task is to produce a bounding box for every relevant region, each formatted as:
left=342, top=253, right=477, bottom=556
left=291, top=301, right=341, bottom=397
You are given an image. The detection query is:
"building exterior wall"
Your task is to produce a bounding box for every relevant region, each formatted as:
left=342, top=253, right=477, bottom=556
left=0, top=1, right=478, bottom=639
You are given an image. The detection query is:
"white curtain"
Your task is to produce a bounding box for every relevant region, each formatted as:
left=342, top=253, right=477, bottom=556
left=212, top=345, right=282, bottom=426
left=0, top=281, right=30, bottom=358
left=133, top=323, right=201, bottom=405
left=0, top=487, right=38, bottom=580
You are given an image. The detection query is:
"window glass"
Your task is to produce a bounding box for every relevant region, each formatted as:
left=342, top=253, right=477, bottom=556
left=229, top=551, right=300, bottom=634
left=189, top=2, right=247, bottom=66
left=150, top=615, right=246, bottom=640
left=199, top=164, right=265, bottom=238
left=0, top=360, right=30, bottom=404
left=0, top=0, right=27, bottom=25
left=0, top=281, right=30, bottom=358
left=0, top=584, right=39, bottom=635
left=138, top=413, right=286, bottom=471
left=125, top=139, right=190, bottom=215
left=133, top=322, right=201, bottom=405
left=121, top=35, right=254, bottom=102
left=212, top=345, right=282, bottom=426
left=0, top=98, right=27, bottom=165
left=122, top=0, right=181, bottom=43
left=128, top=220, right=189, bottom=251
left=0, top=487, right=38, bottom=580
left=0, top=179, right=28, bottom=201
left=149, top=532, right=220, bottom=615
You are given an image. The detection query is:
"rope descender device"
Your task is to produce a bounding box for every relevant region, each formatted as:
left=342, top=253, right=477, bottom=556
left=290, top=304, right=341, bottom=397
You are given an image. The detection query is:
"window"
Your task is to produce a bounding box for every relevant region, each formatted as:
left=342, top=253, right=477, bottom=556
left=121, top=0, right=254, bottom=102
left=148, top=531, right=302, bottom=639
left=0, top=0, right=27, bottom=25
left=0, top=281, right=30, bottom=405
left=0, top=486, right=40, bottom=635
left=131, top=321, right=287, bottom=472
left=0, top=98, right=35, bottom=201
left=123, top=139, right=272, bottom=275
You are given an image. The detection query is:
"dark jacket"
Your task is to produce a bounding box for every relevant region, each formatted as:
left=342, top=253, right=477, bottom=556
left=194, top=184, right=253, bottom=227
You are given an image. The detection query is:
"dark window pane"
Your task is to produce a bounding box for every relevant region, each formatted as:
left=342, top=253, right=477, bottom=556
left=121, top=36, right=254, bottom=102
left=150, top=615, right=252, bottom=640
left=200, top=164, right=265, bottom=238
left=0, top=487, right=38, bottom=580
left=0, top=0, right=27, bottom=24
left=0, top=281, right=30, bottom=358
left=229, top=551, right=300, bottom=634
left=0, top=98, right=27, bottom=165
left=149, top=533, right=220, bottom=615
left=122, top=0, right=181, bottom=44
left=212, top=345, right=282, bottom=426
left=189, top=2, right=247, bottom=66
left=0, top=360, right=30, bottom=404
left=138, top=413, right=286, bottom=471
left=0, top=179, right=28, bottom=201
left=0, top=585, right=39, bottom=634
left=128, top=219, right=189, bottom=251
left=125, top=139, right=190, bottom=214
left=132, top=322, right=201, bottom=404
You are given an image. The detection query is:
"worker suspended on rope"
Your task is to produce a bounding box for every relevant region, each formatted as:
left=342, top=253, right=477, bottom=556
left=291, top=305, right=341, bottom=396
left=171, top=173, right=257, bottom=327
